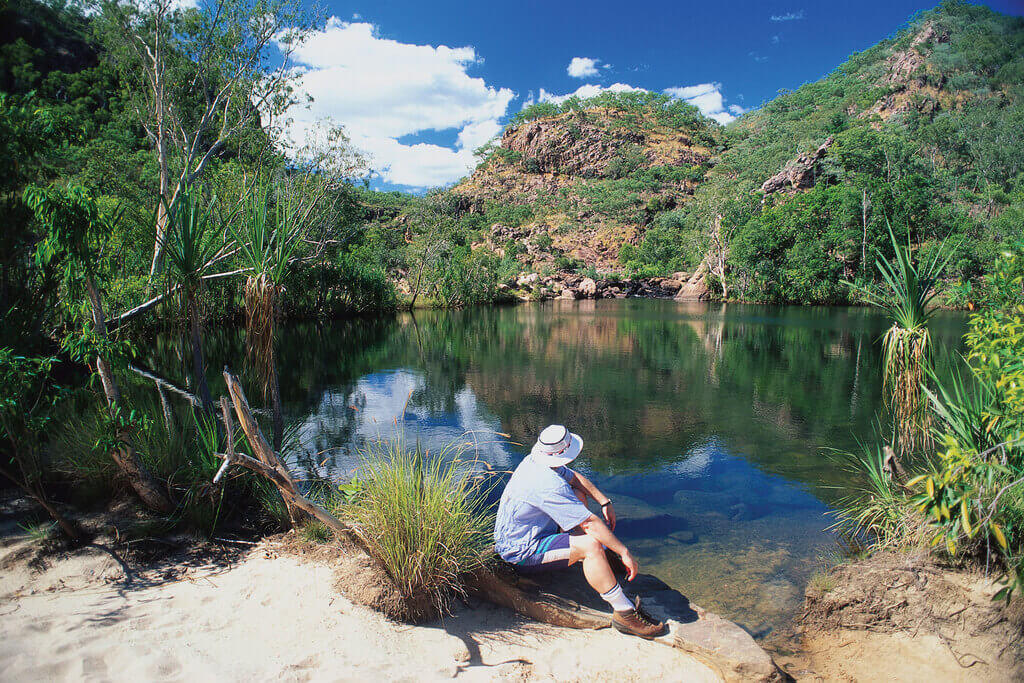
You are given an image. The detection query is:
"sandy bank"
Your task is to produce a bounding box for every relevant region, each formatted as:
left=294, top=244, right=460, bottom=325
left=0, top=533, right=719, bottom=682
left=772, top=552, right=1024, bottom=682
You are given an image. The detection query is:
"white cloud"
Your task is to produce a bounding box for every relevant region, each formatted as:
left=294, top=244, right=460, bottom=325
left=538, top=82, right=645, bottom=105
left=770, top=10, right=804, bottom=21
left=664, top=83, right=745, bottom=124
left=457, top=118, right=503, bottom=150
left=567, top=56, right=601, bottom=78
left=279, top=18, right=515, bottom=188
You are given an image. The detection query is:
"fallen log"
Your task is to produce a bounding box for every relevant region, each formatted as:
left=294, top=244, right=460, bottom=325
left=222, top=369, right=305, bottom=525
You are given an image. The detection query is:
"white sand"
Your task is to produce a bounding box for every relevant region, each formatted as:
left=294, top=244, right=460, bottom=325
left=0, top=537, right=719, bottom=682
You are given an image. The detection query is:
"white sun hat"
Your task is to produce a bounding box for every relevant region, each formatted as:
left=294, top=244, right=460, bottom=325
left=530, top=424, right=584, bottom=467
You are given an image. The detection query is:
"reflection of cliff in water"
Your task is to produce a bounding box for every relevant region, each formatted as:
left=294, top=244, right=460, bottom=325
left=138, top=300, right=966, bottom=504
left=392, top=301, right=964, bottom=501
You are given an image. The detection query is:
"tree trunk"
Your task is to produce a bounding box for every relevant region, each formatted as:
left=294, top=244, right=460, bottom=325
left=148, top=9, right=170, bottom=280
left=222, top=371, right=305, bottom=525
left=84, top=277, right=173, bottom=513
left=186, top=287, right=214, bottom=412
left=712, top=214, right=729, bottom=299
left=861, top=188, right=870, bottom=276
left=0, top=458, right=84, bottom=541
left=270, top=356, right=283, bottom=451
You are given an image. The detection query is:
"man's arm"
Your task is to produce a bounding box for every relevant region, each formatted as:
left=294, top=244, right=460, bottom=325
left=577, top=513, right=638, bottom=580
left=569, top=470, right=607, bottom=503
left=569, top=470, right=616, bottom=530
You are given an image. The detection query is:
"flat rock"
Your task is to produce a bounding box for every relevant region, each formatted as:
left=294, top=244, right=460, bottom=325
left=474, top=561, right=780, bottom=682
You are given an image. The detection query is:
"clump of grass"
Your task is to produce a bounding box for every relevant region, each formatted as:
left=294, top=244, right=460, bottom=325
left=18, top=520, right=56, bottom=542
left=337, top=438, right=497, bottom=619
left=301, top=520, right=332, bottom=544
left=828, top=442, right=927, bottom=552
left=807, top=569, right=837, bottom=595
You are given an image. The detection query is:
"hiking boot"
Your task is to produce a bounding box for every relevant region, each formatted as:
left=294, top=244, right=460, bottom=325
left=612, top=596, right=666, bottom=639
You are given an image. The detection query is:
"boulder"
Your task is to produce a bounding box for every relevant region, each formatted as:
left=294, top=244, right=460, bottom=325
left=661, top=279, right=683, bottom=292
left=759, top=137, right=834, bottom=195
left=516, top=272, right=540, bottom=287
left=578, top=277, right=598, bottom=297
left=558, top=289, right=578, bottom=300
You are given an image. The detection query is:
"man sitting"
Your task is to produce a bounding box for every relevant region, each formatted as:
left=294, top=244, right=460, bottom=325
left=494, top=424, right=666, bottom=639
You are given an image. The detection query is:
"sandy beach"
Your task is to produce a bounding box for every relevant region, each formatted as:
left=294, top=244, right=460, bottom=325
left=0, top=532, right=719, bottom=682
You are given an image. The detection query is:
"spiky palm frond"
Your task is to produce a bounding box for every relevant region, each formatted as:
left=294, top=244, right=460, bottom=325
left=231, top=178, right=308, bottom=398
left=846, top=222, right=956, bottom=453
left=160, top=183, right=226, bottom=291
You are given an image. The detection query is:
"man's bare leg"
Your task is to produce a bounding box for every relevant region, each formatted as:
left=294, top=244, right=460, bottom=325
left=568, top=530, right=616, bottom=594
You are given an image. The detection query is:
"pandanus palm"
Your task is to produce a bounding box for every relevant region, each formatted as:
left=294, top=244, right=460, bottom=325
left=848, top=224, right=954, bottom=457
left=231, top=180, right=306, bottom=449
left=160, top=184, right=228, bottom=412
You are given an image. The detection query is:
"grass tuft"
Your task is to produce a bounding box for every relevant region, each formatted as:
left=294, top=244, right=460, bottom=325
left=807, top=569, right=837, bottom=595
left=301, top=520, right=332, bottom=544
left=335, top=437, right=497, bottom=619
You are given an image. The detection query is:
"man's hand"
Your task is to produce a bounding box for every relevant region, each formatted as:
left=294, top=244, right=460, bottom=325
left=601, top=501, right=616, bottom=530
left=620, top=549, right=639, bottom=581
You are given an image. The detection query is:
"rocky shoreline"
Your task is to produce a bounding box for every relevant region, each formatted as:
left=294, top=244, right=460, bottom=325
left=503, top=268, right=711, bottom=302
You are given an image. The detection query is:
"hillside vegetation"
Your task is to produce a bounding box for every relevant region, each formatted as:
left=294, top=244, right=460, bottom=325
left=454, top=1, right=1024, bottom=305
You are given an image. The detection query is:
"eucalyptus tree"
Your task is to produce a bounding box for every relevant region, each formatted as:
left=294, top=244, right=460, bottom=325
left=23, top=184, right=172, bottom=512
left=95, top=0, right=317, bottom=277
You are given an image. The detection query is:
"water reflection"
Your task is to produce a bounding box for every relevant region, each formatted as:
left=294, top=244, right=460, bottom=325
left=137, top=300, right=967, bottom=637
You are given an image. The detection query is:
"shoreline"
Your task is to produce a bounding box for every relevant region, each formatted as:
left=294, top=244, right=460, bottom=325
left=0, top=522, right=720, bottom=682
left=3, top=499, right=1021, bottom=682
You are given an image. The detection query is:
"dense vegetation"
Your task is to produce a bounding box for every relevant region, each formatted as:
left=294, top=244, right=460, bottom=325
left=0, top=0, right=510, bottom=540
left=835, top=250, right=1024, bottom=598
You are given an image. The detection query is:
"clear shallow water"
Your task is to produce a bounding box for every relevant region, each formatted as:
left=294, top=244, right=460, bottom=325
left=141, top=299, right=968, bottom=638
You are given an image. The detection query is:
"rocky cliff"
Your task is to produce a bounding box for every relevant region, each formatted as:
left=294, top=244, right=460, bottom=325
left=453, top=103, right=718, bottom=271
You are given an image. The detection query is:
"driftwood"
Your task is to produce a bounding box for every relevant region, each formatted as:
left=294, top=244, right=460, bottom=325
left=467, top=564, right=609, bottom=629
left=222, top=370, right=305, bottom=524
left=214, top=372, right=390, bottom=566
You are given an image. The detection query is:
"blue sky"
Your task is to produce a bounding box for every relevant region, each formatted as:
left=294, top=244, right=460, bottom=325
left=277, top=1, right=1024, bottom=191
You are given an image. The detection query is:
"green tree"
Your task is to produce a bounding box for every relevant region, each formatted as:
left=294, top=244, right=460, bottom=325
left=24, top=184, right=172, bottom=511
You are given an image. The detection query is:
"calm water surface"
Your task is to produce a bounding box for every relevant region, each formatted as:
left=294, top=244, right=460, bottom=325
left=144, top=299, right=968, bottom=638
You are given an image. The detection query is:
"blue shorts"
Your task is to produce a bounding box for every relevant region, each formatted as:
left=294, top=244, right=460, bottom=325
left=515, top=533, right=571, bottom=573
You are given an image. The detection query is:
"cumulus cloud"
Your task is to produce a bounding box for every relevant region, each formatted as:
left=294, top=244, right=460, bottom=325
left=664, top=82, right=745, bottom=124
left=770, top=10, right=804, bottom=21
left=280, top=18, right=514, bottom=188
left=538, top=82, right=645, bottom=105
left=567, top=56, right=602, bottom=78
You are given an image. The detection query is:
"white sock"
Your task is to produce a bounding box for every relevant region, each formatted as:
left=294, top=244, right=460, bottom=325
left=600, top=583, right=635, bottom=612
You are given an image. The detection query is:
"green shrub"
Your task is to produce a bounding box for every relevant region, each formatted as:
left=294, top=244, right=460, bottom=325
left=522, top=157, right=542, bottom=174
left=533, top=232, right=553, bottom=250
left=336, top=438, right=496, bottom=618
left=913, top=251, right=1024, bottom=600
